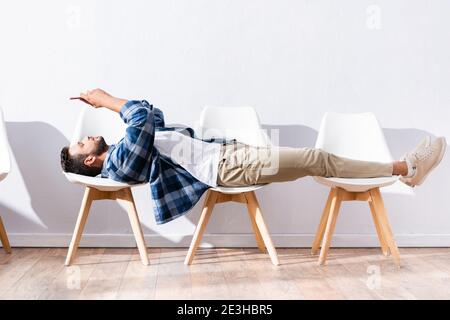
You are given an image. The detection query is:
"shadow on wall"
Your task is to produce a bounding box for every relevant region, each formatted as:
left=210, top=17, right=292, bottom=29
left=0, top=121, right=82, bottom=233
left=0, top=121, right=172, bottom=241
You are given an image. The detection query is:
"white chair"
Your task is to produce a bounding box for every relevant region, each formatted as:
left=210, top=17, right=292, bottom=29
left=0, top=107, right=11, bottom=253
left=63, top=106, right=149, bottom=266
left=184, top=106, right=280, bottom=266
left=311, top=112, right=400, bottom=267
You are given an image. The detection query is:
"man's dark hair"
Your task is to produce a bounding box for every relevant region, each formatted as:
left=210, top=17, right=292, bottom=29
left=60, top=146, right=101, bottom=177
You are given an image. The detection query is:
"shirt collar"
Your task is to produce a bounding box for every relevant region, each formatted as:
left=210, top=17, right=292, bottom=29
left=100, top=144, right=115, bottom=178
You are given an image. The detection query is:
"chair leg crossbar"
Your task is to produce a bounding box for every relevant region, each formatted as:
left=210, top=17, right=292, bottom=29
left=311, top=187, right=401, bottom=267
left=65, top=186, right=399, bottom=268
left=65, top=187, right=149, bottom=266
left=184, top=189, right=280, bottom=266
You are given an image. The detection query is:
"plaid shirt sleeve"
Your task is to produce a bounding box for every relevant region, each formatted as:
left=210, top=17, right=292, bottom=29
left=102, top=100, right=216, bottom=225
left=153, top=107, right=165, bottom=128
left=104, top=100, right=157, bottom=183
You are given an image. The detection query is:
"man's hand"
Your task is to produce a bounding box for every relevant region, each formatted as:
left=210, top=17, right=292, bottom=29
left=78, top=88, right=128, bottom=113
left=80, top=88, right=113, bottom=108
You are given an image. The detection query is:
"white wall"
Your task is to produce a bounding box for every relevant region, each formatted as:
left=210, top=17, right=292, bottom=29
left=1, top=0, right=449, bottom=248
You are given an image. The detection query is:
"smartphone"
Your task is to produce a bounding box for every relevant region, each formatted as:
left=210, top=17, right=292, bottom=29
left=70, top=96, right=89, bottom=104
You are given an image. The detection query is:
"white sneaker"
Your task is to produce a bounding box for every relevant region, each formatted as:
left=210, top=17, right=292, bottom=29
left=401, top=136, right=431, bottom=162
left=400, top=136, right=431, bottom=178
left=401, top=137, right=447, bottom=187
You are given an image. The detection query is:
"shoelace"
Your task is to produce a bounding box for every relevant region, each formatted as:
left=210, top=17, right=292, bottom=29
left=411, top=145, right=436, bottom=162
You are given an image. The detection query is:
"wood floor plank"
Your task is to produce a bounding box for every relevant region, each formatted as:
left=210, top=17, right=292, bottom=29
left=397, top=248, right=450, bottom=299
left=39, top=248, right=105, bottom=300
left=420, top=248, right=450, bottom=274
left=240, top=248, right=303, bottom=299
left=314, top=249, right=380, bottom=300
left=0, top=247, right=450, bottom=300
left=216, top=248, right=268, bottom=300
left=154, top=248, right=192, bottom=299
left=354, top=248, right=416, bottom=300
left=116, top=248, right=161, bottom=300
left=0, top=248, right=50, bottom=298
left=336, top=248, right=415, bottom=300
left=278, top=249, right=346, bottom=300
left=0, top=251, right=13, bottom=265
left=79, top=248, right=132, bottom=300
left=1, top=248, right=65, bottom=299
left=365, top=248, right=444, bottom=299
left=189, top=248, right=230, bottom=299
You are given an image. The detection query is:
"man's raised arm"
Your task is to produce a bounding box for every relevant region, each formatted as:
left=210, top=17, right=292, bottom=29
left=78, top=88, right=165, bottom=128
left=79, top=88, right=128, bottom=113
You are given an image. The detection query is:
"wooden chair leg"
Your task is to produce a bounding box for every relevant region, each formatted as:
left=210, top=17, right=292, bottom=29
left=370, top=188, right=401, bottom=268
left=65, top=187, right=95, bottom=266
left=318, top=188, right=343, bottom=265
left=184, top=190, right=218, bottom=265
left=369, top=198, right=390, bottom=256
left=246, top=200, right=266, bottom=253
left=116, top=188, right=149, bottom=266
left=311, top=188, right=336, bottom=255
left=0, top=216, right=11, bottom=253
left=244, top=191, right=280, bottom=266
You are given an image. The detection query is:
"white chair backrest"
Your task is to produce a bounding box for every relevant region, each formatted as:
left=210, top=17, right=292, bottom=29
left=198, top=106, right=271, bottom=147
left=71, top=106, right=127, bottom=145
left=0, top=107, right=11, bottom=181
left=315, top=112, right=393, bottom=162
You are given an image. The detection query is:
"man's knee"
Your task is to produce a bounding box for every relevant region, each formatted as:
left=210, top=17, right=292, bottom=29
left=305, top=148, right=331, bottom=176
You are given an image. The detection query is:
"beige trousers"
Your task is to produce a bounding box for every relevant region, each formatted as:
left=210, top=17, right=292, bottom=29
left=216, top=141, right=393, bottom=187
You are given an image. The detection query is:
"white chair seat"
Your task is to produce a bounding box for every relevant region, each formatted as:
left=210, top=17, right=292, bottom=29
left=64, top=172, right=145, bottom=192
left=210, top=184, right=266, bottom=194
left=314, top=176, right=398, bottom=192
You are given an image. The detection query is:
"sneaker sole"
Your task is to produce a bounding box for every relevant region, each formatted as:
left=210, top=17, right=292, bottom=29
left=416, top=138, right=447, bottom=186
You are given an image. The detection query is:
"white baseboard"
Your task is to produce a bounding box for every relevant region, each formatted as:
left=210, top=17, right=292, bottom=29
left=4, top=233, right=450, bottom=248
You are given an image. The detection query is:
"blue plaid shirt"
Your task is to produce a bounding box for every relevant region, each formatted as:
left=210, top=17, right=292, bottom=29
left=101, top=100, right=233, bottom=224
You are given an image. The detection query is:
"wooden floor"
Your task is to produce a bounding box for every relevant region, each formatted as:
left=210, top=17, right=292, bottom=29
left=1, top=247, right=450, bottom=299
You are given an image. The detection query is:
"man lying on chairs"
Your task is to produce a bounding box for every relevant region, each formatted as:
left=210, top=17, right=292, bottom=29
left=60, top=88, right=446, bottom=226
